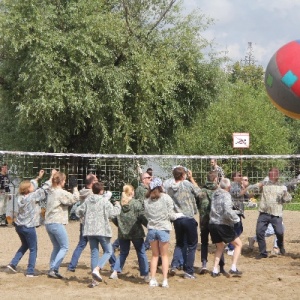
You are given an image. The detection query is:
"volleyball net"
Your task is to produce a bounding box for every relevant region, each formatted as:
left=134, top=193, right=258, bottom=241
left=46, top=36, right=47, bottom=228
left=1, top=151, right=300, bottom=220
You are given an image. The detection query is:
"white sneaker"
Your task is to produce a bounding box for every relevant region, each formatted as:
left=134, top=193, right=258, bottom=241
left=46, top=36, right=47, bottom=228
left=248, top=237, right=255, bottom=250
left=149, top=278, right=159, bottom=287
left=162, top=279, right=169, bottom=288
left=227, top=250, right=234, bottom=256
left=109, top=272, right=118, bottom=280
left=92, top=270, right=103, bottom=282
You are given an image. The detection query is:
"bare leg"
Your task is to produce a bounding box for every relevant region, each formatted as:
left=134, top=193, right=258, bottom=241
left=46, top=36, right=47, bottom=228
left=213, top=242, right=225, bottom=271
left=150, top=241, right=159, bottom=279
left=159, top=241, right=169, bottom=280
left=231, top=237, right=242, bottom=266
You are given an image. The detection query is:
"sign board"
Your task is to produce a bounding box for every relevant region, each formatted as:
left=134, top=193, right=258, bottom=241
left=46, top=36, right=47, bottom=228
left=233, top=132, right=250, bottom=148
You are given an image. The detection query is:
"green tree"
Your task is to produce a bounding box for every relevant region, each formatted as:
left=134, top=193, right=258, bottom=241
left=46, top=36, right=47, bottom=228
left=0, top=0, right=221, bottom=154
left=228, top=61, right=264, bottom=90
left=173, top=79, right=295, bottom=155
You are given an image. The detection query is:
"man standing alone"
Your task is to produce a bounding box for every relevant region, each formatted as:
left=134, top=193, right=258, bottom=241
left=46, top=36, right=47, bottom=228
left=255, top=168, right=291, bottom=259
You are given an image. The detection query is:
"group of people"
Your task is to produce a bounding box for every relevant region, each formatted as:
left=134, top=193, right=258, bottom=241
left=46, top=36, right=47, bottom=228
left=6, top=169, right=80, bottom=278
left=3, top=160, right=293, bottom=289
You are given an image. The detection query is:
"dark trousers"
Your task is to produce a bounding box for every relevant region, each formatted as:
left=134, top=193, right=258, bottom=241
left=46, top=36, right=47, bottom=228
left=173, top=217, right=198, bottom=275
left=256, top=213, right=284, bottom=256
left=228, top=219, right=243, bottom=251
left=200, top=219, right=224, bottom=267
left=171, top=236, right=186, bottom=269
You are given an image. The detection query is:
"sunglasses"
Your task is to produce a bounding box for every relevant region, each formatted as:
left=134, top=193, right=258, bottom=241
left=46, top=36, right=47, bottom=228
left=143, top=176, right=151, bottom=179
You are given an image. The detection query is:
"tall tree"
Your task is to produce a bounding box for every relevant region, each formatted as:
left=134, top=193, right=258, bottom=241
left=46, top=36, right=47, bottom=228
left=0, top=0, right=221, bottom=153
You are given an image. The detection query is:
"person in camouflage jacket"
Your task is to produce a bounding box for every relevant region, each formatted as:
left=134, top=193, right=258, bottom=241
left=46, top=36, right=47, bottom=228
left=255, top=168, right=292, bottom=259
left=76, top=182, right=121, bottom=284
left=109, top=185, right=149, bottom=281
left=197, top=171, right=228, bottom=276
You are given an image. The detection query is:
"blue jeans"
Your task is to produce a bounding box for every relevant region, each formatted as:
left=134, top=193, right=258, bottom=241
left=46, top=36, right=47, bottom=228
left=88, top=236, right=113, bottom=271
left=147, top=229, right=170, bottom=243
left=173, top=217, right=198, bottom=275
left=113, top=238, right=148, bottom=276
left=144, top=235, right=150, bottom=250
left=10, top=225, right=37, bottom=275
left=46, top=223, right=69, bottom=271
left=68, top=223, right=88, bottom=270
left=171, top=235, right=186, bottom=269
left=112, top=238, right=120, bottom=249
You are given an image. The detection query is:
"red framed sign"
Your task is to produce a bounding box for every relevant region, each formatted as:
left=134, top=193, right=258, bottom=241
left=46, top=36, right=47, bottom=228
left=233, top=132, right=250, bottom=149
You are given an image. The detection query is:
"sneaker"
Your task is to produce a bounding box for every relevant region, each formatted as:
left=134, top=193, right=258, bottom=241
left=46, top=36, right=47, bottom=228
left=229, top=269, right=242, bottom=277
left=7, top=264, right=17, bottom=273
left=54, top=271, right=64, bottom=279
left=168, top=267, right=177, bottom=276
left=48, top=270, right=58, bottom=279
left=220, top=269, right=230, bottom=278
left=255, top=253, right=268, bottom=260
left=26, top=273, right=39, bottom=278
left=67, top=268, right=75, bottom=272
left=162, top=280, right=169, bottom=288
left=227, top=250, right=234, bottom=256
left=271, top=247, right=280, bottom=255
left=92, top=270, right=103, bottom=282
left=199, top=267, right=209, bottom=275
left=183, top=272, right=196, bottom=279
left=144, top=275, right=150, bottom=283
left=88, top=279, right=99, bottom=288
left=279, top=247, right=286, bottom=255
left=149, top=278, right=159, bottom=287
left=109, top=272, right=118, bottom=280
left=211, top=272, right=220, bottom=278
left=248, top=237, right=255, bottom=250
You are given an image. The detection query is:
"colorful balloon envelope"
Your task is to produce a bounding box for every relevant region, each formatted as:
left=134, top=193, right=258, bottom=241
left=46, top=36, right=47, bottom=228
left=265, top=40, right=300, bottom=119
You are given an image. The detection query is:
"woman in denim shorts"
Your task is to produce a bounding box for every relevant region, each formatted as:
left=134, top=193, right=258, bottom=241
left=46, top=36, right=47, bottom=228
left=144, top=177, right=183, bottom=288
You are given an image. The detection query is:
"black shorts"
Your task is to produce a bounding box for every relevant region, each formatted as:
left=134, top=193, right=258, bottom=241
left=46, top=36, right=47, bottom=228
left=208, top=224, right=236, bottom=244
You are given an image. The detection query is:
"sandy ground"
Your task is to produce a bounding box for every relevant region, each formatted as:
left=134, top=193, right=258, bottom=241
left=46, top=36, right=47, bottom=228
left=1, top=210, right=300, bottom=300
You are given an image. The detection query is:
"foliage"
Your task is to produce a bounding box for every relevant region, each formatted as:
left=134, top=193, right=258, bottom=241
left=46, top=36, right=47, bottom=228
left=228, top=61, right=264, bottom=90
left=173, top=79, right=295, bottom=156
left=0, top=0, right=221, bottom=154
left=290, top=184, right=300, bottom=203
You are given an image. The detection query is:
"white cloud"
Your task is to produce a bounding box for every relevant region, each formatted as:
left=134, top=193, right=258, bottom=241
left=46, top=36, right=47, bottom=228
left=181, top=0, right=300, bottom=67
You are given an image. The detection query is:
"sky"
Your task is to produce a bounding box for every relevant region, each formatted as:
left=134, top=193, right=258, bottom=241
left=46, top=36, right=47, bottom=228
left=181, top=0, right=300, bottom=68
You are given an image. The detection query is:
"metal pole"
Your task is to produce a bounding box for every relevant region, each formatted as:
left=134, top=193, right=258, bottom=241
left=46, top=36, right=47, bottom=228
left=240, top=149, right=243, bottom=175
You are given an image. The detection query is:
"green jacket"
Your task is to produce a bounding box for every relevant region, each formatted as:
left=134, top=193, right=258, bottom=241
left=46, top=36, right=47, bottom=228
left=197, top=181, right=218, bottom=227
left=135, top=184, right=148, bottom=203
left=115, top=198, right=148, bottom=240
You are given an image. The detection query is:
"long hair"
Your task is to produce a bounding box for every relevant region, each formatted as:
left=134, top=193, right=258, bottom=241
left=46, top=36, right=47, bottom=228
left=121, top=184, right=134, bottom=205
left=52, top=172, right=66, bottom=188
left=145, top=186, right=163, bottom=200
